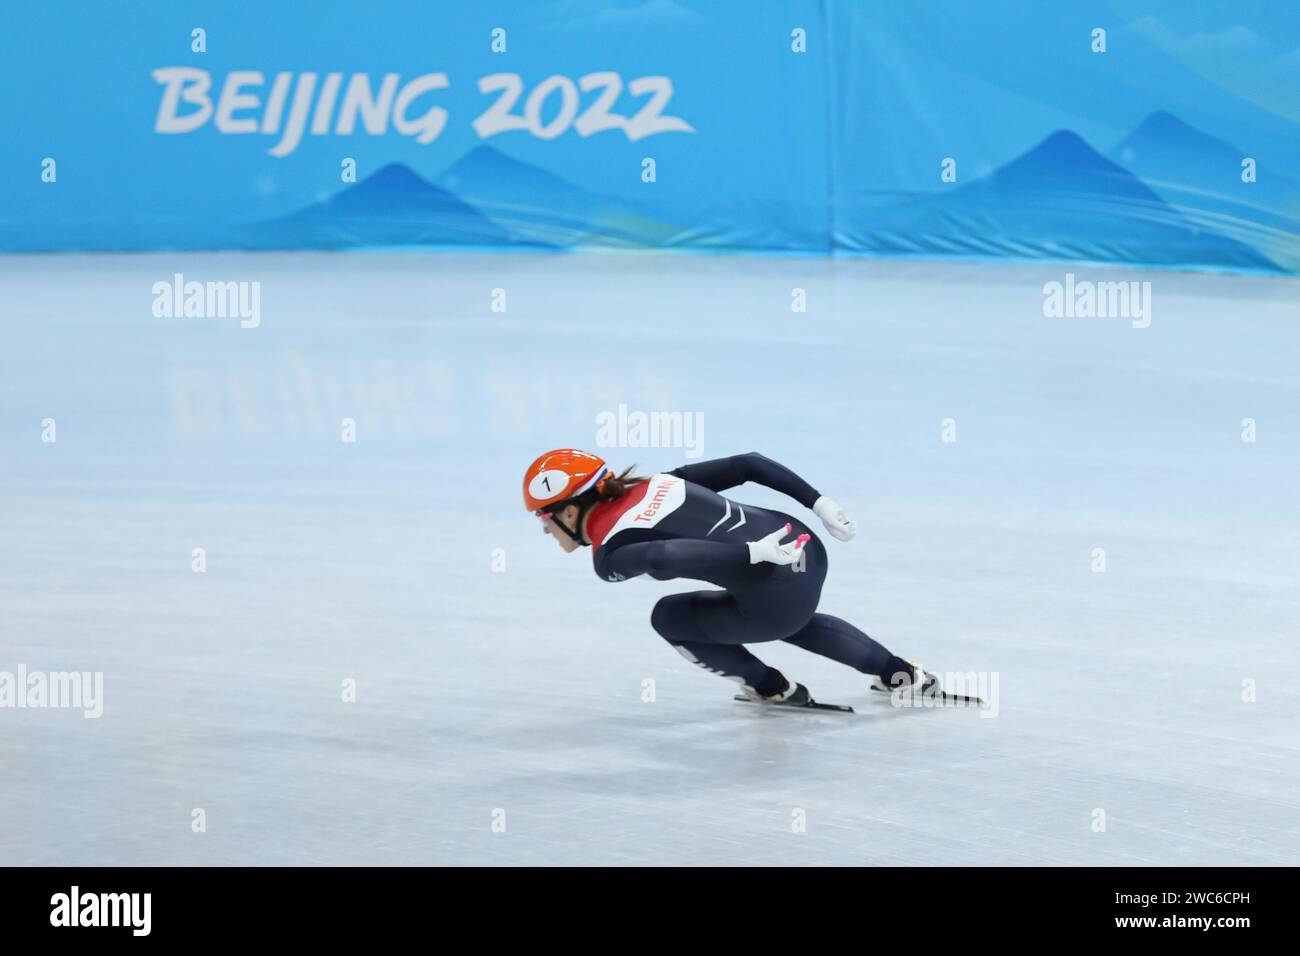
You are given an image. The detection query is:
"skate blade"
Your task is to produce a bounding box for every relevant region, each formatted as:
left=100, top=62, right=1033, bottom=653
left=869, top=684, right=985, bottom=705
left=733, top=694, right=854, bottom=713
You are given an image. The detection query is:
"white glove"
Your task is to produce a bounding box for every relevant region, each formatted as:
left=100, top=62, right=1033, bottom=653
left=747, top=523, right=810, bottom=566
left=813, top=495, right=856, bottom=542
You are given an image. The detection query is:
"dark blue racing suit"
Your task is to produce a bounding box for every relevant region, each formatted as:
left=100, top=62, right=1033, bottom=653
left=586, top=453, right=909, bottom=697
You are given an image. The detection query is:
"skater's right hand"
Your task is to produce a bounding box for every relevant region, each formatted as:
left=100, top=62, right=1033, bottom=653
left=813, top=495, right=856, bottom=542
left=747, top=523, right=810, bottom=566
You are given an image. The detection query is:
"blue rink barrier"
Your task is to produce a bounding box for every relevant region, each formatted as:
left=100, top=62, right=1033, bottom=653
left=2, top=1, right=1296, bottom=272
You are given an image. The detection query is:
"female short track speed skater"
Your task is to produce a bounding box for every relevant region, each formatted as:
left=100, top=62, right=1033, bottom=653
left=523, top=448, right=944, bottom=706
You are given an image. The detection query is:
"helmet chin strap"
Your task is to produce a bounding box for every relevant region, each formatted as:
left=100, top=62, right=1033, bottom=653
left=554, top=502, right=593, bottom=546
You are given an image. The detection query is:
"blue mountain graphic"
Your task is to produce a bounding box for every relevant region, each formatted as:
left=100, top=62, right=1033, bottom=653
left=1109, top=111, right=1300, bottom=271
left=855, top=130, right=1281, bottom=272
left=257, top=163, right=545, bottom=249
left=435, top=145, right=679, bottom=247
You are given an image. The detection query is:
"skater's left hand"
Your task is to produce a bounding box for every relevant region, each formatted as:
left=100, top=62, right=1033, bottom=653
left=813, top=496, right=856, bottom=542
left=747, top=524, right=811, bottom=565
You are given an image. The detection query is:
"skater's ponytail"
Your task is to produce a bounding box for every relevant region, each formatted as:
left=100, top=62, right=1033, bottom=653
left=596, top=465, right=648, bottom=500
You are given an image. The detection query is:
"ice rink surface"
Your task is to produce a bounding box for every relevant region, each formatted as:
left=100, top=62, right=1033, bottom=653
left=2, top=251, right=1298, bottom=865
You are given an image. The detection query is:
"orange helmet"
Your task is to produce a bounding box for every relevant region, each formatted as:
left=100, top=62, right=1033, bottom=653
left=522, top=449, right=610, bottom=513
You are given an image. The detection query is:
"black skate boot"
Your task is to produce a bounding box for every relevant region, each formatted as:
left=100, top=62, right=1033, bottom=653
left=872, top=658, right=939, bottom=699
left=741, top=673, right=811, bottom=705
left=872, top=659, right=984, bottom=705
